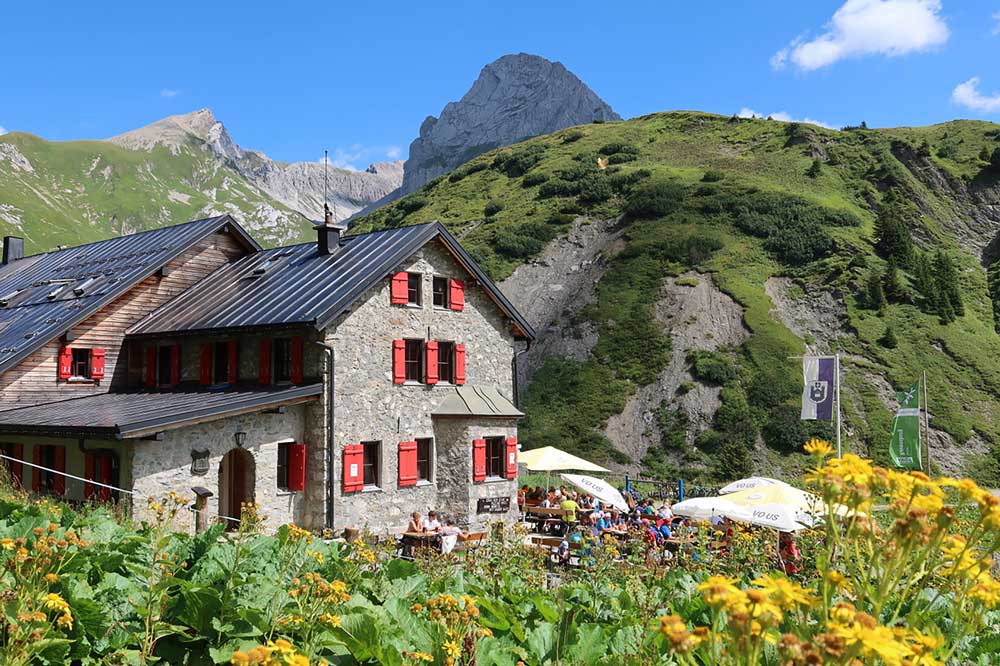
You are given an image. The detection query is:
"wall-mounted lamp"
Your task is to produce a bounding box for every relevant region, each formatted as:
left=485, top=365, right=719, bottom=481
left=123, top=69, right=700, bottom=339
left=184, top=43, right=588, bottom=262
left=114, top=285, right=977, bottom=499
left=234, top=430, right=247, bottom=448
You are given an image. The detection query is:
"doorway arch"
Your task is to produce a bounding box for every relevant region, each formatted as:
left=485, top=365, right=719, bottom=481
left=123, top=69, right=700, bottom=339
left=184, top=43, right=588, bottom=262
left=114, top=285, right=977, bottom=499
left=219, top=448, right=254, bottom=529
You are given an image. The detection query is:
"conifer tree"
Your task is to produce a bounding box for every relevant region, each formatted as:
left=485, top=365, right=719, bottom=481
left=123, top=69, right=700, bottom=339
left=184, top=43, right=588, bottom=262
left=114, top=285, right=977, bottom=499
left=806, top=158, right=822, bottom=178
left=866, top=271, right=887, bottom=311
left=933, top=251, right=964, bottom=320
left=988, top=260, right=1000, bottom=333
left=879, top=326, right=898, bottom=348
left=874, top=190, right=913, bottom=264
left=912, top=252, right=939, bottom=312
left=882, top=258, right=905, bottom=302
left=981, top=147, right=992, bottom=162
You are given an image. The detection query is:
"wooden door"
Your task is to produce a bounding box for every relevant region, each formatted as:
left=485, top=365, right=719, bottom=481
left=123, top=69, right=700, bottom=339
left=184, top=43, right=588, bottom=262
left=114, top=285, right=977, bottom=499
left=219, top=449, right=253, bottom=530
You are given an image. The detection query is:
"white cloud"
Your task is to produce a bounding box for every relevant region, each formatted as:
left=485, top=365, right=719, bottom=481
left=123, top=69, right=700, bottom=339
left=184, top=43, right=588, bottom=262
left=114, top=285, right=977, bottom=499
left=993, top=11, right=1000, bottom=35
left=951, top=76, right=1000, bottom=113
left=320, top=144, right=402, bottom=171
left=0, top=126, right=7, bottom=136
left=737, top=107, right=838, bottom=129
left=160, top=89, right=180, bottom=98
left=772, top=0, right=949, bottom=71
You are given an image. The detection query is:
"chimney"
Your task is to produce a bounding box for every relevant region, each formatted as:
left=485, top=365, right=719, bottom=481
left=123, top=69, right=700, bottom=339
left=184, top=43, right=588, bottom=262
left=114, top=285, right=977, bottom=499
left=315, top=203, right=346, bottom=255
left=2, top=237, right=24, bottom=265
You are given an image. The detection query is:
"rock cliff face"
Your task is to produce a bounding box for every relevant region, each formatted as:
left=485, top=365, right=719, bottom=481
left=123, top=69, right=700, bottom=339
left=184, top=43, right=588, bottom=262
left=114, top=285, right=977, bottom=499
left=399, top=53, right=620, bottom=195
left=110, top=109, right=403, bottom=223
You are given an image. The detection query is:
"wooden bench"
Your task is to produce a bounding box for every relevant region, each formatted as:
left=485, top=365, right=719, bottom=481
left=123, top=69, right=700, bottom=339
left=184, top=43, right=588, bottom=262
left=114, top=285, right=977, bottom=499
left=456, top=531, right=487, bottom=558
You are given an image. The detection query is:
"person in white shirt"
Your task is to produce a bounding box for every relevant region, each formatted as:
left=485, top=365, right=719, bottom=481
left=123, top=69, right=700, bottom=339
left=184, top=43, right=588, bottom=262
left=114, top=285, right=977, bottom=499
left=439, top=517, right=466, bottom=554
left=423, top=510, right=442, bottom=532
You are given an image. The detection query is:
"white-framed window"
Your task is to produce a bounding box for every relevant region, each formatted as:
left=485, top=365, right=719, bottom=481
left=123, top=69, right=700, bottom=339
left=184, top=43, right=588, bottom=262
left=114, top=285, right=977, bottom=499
left=404, top=339, right=423, bottom=383
left=437, top=341, right=455, bottom=384
left=416, top=437, right=433, bottom=483
left=485, top=436, right=505, bottom=479
left=407, top=273, right=422, bottom=306
left=277, top=442, right=290, bottom=490
left=363, top=440, right=381, bottom=488
left=432, top=276, right=449, bottom=308
left=273, top=338, right=292, bottom=383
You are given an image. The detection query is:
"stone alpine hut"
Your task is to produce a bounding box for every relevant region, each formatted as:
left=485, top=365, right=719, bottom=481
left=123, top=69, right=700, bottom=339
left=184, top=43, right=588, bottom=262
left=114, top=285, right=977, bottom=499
left=0, top=214, right=534, bottom=533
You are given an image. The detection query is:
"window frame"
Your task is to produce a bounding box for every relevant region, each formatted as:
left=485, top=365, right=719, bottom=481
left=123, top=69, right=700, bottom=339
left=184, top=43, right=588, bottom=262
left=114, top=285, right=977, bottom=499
left=36, top=445, right=60, bottom=494
left=213, top=340, right=230, bottom=385
left=157, top=345, right=174, bottom=387
left=432, top=276, right=449, bottom=309
left=406, top=272, right=422, bottom=306
left=71, top=348, right=92, bottom=379
left=415, top=437, right=433, bottom=484
left=276, top=442, right=290, bottom=491
left=485, top=436, right=505, bottom=479
left=404, top=339, right=424, bottom=383
left=437, top=341, right=455, bottom=384
left=362, top=440, right=381, bottom=489
left=272, top=338, right=292, bottom=384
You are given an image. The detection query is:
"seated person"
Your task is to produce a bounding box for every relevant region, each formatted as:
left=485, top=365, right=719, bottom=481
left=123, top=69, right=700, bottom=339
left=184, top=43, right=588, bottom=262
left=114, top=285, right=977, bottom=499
left=406, top=512, right=424, bottom=533
left=423, top=510, right=442, bottom=532
left=560, top=495, right=580, bottom=523
left=439, top=517, right=466, bottom=554
left=594, top=512, right=612, bottom=533
left=556, top=539, right=571, bottom=566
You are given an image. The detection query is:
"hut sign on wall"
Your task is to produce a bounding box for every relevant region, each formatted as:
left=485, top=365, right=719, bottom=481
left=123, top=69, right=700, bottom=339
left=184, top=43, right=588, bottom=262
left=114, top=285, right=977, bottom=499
left=191, top=448, right=210, bottom=476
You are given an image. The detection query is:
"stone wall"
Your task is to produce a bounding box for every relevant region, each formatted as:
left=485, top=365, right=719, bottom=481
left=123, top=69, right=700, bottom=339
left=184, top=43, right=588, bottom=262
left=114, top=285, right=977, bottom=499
left=130, top=405, right=307, bottom=531
left=325, top=240, right=520, bottom=533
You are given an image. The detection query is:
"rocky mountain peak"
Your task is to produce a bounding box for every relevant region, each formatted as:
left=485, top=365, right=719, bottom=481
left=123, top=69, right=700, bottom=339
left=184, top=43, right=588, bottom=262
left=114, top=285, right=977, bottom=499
left=399, top=53, right=620, bottom=194
left=108, top=108, right=244, bottom=162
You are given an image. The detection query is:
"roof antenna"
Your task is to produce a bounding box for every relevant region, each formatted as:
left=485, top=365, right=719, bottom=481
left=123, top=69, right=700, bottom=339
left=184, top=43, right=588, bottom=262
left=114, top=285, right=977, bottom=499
left=323, top=149, right=334, bottom=226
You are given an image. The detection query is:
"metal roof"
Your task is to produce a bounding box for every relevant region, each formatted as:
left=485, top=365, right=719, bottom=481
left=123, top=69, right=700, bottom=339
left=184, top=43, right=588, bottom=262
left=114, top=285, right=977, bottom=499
left=127, top=221, right=535, bottom=340
left=432, top=385, right=524, bottom=418
left=0, top=383, right=321, bottom=438
left=0, top=216, right=260, bottom=374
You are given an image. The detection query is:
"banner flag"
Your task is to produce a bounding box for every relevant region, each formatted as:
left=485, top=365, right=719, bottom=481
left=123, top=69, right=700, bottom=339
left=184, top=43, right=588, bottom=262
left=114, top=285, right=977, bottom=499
left=801, top=356, right=835, bottom=421
left=890, top=383, right=922, bottom=470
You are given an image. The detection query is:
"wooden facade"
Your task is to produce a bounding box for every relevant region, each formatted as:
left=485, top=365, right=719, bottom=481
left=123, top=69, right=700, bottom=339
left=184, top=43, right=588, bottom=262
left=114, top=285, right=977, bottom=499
left=0, top=230, right=248, bottom=411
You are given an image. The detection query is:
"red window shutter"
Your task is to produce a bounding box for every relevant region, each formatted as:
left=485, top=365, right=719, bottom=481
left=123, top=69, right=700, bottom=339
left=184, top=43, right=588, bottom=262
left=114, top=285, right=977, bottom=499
left=84, top=453, right=96, bottom=500
left=290, top=336, right=304, bottom=384
left=288, top=443, right=306, bottom=491
left=425, top=341, right=439, bottom=385
left=53, top=447, right=65, bottom=496
left=227, top=341, right=238, bottom=384
left=97, top=455, right=113, bottom=501
left=32, top=446, right=41, bottom=492
left=472, top=439, right=487, bottom=482
left=449, top=279, right=465, bottom=311
left=398, top=441, right=418, bottom=487
left=455, top=344, right=466, bottom=385
left=91, top=348, right=106, bottom=380
left=57, top=346, right=73, bottom=380
left=258, top=339, right=272, bottom=385
left=505, top=437, right=518, bottom=479
left=199, top=344, right=212, bottom=385
left=145, top=346, right=157, bottom=388
left=392, top=339, right=406, bottom=384
left=390, top=271, right=408, bottom=304
left=7, top=444, right=23, bottom=488
left=342, top=444, right=364, bottom=493
left=169, top=345, right=180, bottom=386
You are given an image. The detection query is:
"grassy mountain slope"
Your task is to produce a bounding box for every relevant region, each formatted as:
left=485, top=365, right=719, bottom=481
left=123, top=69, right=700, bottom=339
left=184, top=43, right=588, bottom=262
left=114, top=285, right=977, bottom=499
left=0, top=131, right=313, bottom=252
left=355, top=111, right=1000, bottom=484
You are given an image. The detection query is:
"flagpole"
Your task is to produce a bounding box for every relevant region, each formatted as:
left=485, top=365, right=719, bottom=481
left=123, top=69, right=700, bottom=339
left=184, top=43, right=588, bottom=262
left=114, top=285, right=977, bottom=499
left=835, top=353, right=842, bottom=458
left=922, top=370, right=930, bottom=474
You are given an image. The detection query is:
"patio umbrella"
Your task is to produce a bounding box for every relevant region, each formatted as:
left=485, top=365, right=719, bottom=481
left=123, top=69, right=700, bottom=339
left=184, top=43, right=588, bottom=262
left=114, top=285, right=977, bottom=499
left=559, top=473, right=629, bottom=512
left=518, top=446, right=610, bottom=473
left=673, top=484, right=822, bottom=532
left=718, top=476, right=790, bottom=495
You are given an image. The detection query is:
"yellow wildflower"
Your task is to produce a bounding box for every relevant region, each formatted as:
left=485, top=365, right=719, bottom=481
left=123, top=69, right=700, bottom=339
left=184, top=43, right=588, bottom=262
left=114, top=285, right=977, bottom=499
left=0, top=537, right=14, bottom=550
left=443, top=640, right=462, bottom=659
left=804, top=438, right=834, bottom=457
left=56, top=612, right=73, bottom=630
left=319, top=613, right=341, bottom=628
left=44, top=573, right=59, bottom=583
left=753, top=574, right=815, bottom=609
left=42, top=593, right=69, bottom=612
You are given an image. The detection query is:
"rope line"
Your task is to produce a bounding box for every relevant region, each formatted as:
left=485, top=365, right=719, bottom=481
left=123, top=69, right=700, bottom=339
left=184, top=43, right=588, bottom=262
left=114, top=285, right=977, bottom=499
left=0, top=452, right=242, bottom=524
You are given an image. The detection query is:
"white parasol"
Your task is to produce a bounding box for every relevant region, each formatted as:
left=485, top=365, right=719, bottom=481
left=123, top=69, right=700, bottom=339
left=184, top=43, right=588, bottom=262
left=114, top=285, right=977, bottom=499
left=559, top=473, right=629, bottom=512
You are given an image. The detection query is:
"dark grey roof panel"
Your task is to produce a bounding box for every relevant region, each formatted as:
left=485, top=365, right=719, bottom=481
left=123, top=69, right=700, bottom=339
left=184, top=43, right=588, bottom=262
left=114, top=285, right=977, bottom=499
left=128, top=222, right=535, bottom=339
left=0, top=383, right=321, bottom=438
left=0, top=216, right=260, bottom=374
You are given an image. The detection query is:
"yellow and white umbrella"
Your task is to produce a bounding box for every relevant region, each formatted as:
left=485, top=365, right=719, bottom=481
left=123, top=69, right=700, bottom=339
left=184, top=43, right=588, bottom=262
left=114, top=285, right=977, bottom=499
left=718, top=476, right=790, bottom=495
left=518, top=446, right=610, bottom=473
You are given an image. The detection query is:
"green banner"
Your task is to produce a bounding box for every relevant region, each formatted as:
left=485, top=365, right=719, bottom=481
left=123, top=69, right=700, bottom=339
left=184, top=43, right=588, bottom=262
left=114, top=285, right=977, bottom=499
left=890, top=383, right=922, bottom=470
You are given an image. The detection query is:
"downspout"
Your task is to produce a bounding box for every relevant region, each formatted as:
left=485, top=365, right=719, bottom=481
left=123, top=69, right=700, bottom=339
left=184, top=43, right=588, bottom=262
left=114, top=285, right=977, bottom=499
left=511, top=340, right=532, bottom=410
left=314, top=342, right=336, bottom=531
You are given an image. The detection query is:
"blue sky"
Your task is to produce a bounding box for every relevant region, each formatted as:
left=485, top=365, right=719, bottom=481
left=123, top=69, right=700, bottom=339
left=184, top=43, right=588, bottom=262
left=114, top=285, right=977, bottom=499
left=1, top=1, right=998, bottom=168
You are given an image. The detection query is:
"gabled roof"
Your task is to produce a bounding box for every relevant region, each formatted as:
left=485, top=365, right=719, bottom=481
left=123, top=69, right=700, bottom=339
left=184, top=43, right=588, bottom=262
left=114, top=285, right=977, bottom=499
left=0, top=216, right=260, bottom=375
left=127, top=221, right=535, bottom=339
left=0, top=383, right=321, bottom=439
